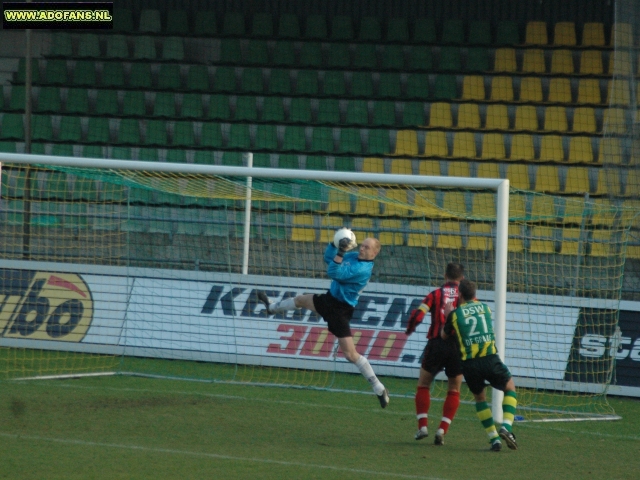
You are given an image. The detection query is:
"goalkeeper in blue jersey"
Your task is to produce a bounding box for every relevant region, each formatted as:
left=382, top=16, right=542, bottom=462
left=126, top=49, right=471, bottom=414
left=442, top=279, right=519, bottom=452
left=257, top=230, right=389, bottom=408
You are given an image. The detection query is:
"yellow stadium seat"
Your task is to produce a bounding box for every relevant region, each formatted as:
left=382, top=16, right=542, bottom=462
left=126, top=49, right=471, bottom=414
left=451, top=132, right=477, bottom=158
left=577, top=79, right=601, bottom=104
left=563, top=197, right=587, bottom=224
left=607, top=80, right=631, bottom=106
left=510, top=134, right=535, bottom=160
left=378, top=219, right=404, bottom=246
left=461, top=76, right=486, bottom=100
left=490, top=76, right=514, bottom=101
left=526, top=21, right=548, bottom=44
left=590, top=230, right=612, bottom=257
left=611, top=22, right=633, bottom=47
left=351, top=218, right=375, bottom=239
left=424, top=131, right=449, bottom=157
left=564, top=166, right=590, bottom=194
left=408, top=220, right=433, bottom=247
left=572, top=107, right=596, bottom=133
left=467, top=223, right=493, bottom=251
left=598, top=138, right=623, bottom=165
left=547, top=78, right=572, bottom=103
left=327, top=189, right=352, bottom=213
left=522, top=49, right=546, bottom=73
left=603, top=108, right=628, bottom=134
left=514, top=106, right=539, bottom=131
left=568, top=137, right=594, bottom=163
left=395, top=130, right=419, bottom=156
left=627, top=245, right=640, bottom=260
left=508, top=224, right=524, bottom=252
left=594, top=168, right=621, bottom=196
left=560, top=227, right=583, bottom=255
left=320, top=216, right=346, bottom=243
left=519, top=77, right=543, bottom=102
left=476, top=162, right=500, bottom=179
left=582, top=22, right=605, bottom=46
left=591, top=198, right=616, bottom=226
left=448, top=161, right=471, bottom=177
left=623, top=200, right=640, bottom=228
left=506, top=164, right=531, bottom=189
left=481, top=133, right=506, bottom=160
left=550, top=50, right=575, bottom=74
left=530, top=226, right=555, bottom=253
left=625, top=170, right=640, bottom=197
left=485, top=105, right=509, bottom=130
left=509, top=194, right=527, bottom=218
left=412, top=190, right=439, bottom=217
left=418, top=160, right=441, bottom=176
left=494, top=48, right=517, bottom=72
left=609, top=51, right=631, bottom=75
left=457, top=103, right=481, bottom=129
left=544, top=106, right=568, bottom=131
left=429, top=102, right=453, bottom=127
left=554, top=22, right=577, bottom=45
left=437, top=221, right=463, bottom=249
left=531, top=195, right=557, bottom=220
left=471, top=193, right=495, bottom=218
left=390, top=158, right=414, bottom=175
left=383, top=189, right=410, bottom=216
left=292, top=214, right=317, bottom=242
left=362, top=157, right=385, bottom=173
left=579, top=50, right=603, bottom=74
left=443, top=191, right=466, bottom=213
left=540, top=135, right=565, bottom=162
left=534, top=165, right=561, bottom=192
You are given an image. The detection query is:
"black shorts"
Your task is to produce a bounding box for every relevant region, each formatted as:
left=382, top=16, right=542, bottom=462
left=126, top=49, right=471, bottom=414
left=313, top=292, right=354, bottom=338
left=421, top=337, right=463, bottom=378
left=462, top=354, right=512, bottom=395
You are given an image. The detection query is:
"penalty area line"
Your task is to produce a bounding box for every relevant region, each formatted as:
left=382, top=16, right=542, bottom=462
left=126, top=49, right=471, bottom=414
left=0, top=432, right=445, bottom=480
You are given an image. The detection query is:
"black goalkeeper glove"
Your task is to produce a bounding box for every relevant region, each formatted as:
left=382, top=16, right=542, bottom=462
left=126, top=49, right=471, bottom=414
left=336, top=237, right=352, bottom=257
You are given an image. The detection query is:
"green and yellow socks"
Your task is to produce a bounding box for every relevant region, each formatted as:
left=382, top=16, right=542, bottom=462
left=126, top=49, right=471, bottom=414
left=475, top=401, right=499, bottom=442
left=502, top=390, right=518, bottom=432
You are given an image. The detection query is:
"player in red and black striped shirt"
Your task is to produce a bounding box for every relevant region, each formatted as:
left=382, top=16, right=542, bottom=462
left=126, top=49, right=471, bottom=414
left=405, top=262, right=464, bottom=446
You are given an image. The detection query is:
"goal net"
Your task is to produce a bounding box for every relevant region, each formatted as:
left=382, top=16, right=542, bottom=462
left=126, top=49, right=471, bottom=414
left=0, top=152, right=634, bottom=421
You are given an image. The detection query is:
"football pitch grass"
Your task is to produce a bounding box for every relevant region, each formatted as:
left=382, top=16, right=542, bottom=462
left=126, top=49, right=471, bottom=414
left=1, top=372, right=639, bottom=480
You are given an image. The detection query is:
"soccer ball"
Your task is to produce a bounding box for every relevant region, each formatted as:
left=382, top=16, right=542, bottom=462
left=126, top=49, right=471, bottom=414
left=333, top=228, right=357, bottom=251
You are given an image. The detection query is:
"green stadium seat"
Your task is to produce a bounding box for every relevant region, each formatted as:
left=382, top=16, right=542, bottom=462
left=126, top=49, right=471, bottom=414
left=327, top=43, right=351, bottom=68
left=296, top=70, right=319, bottom=95
left=58, top=116, right=82, bottom=142
left=405, top=74, right=430, bottom=99
left=345, top=99, right=369, bottom=125
left=378, top=73, right=402, bottom=98
left=351, top=72, right=374, bottom=97
left=172, top=121, right=195, bottom=147
left=283, top=126, right=307, bottom=151
left=213, top=67, right=237, bottom=92
left=194, top=11, right=217, bottom=36
left=101, top=62, right=125, bottom=87
left=123, top=90, right=146, bottom=116
left=220, top=39, right=242, bottom=64
left=105, top=35, right=129, bottom=59
left=112, top=8, right=133, bottom=33
left=496, top=21, right=520, bottom=45
left=82, top=145, right=104, bottom=158
left=305, top=14, right=328, bottom=39
left=387, top=18, right=409, bottom=42
left=16, top=58, right=40, bottom=83
left=165, top=149, right=187, bottom=164
left=359, top=17, right=381, bottom=41
left=223, top=12, right=245, bottom=35
left=331, top=15, right=354, bottom=40
left=255, top=124, right=278, bottom=150
left=323, top=71, right=346, bottom=96
left=253, top=153, right=272, bottom=168
left=201, top=123, right=223, bottom=147
left=372, top=101, right=396, bottom=126
left=129, top=63, right=152, bottom=88
left=272, top=41, right=295, bottom=66
left=228, top=123, right=251, bottom=149
left=469, top=21, right=491, bottom=44
left=139, top=9, right=161, bottom=33
left=153, top=92, right=176, bottom=117
left=72, top=61, right=96, bottom=86
left=110, top=146, right=132, bottom=159
left=439, top=47, right=462, bottom=71
left=187, top=65, right=210, bottom=91
left=35, top=87, right=61, bottom=113
left=335, top=157, right=357, bottom=172
left=1, top=114, right=24, bottom=140
left=441, top=19, right=465, bottom=44
left=381, top=45, right=405, bottom=70
left=50, top=32, right=73, bottom=57
left=134, top=36, right=157, bottom=60
left=408, top=46, right=434, bottom=71
left=138, top=147, right=159, bottom=162
left=317, top=99, right=341, bottom=124
left=162, top=37, right=185, bottom=61
left=278, top=154, right=301, bottom=169
left=252, top=13, right=274, bottom=37
left=222, top=151, right=244, bottom=166
left=353, top=44, right=377, bottom=69
left=235, top=96, right=258, bottom=121
left=208, top=95, right=231, bottom=120
left=338, top=128, right=362, bottom=154
left=77, top=34, right=100, bottom=58
left=402, top=102, right=426, bottom=126
left=166, top=10, right=189, bottom=35
left=269, top=69, right=292, bottom=94
left=368, top=129, right=391, bottom=155
left=310, top=126, right=334, bottom=153
left=277, top=14, right=300, bottom=38
left=117, top=118, right=141, bottom=144
left=434, top=75, right=457, bottom=100
left=158, top=64, right=182, bottom=90
left=144, top=120, right=168, bottom=146
left=95, top=89, right=118, bottom=115
left=240, top=68, right=264, bottom=93
left=51, top=144, right=74, bottom=157
left=262, top=97, right=285, bottom=122
left=9, top=86, right=26, bottom=111
left=299, top=42, right=323, bottom=67
left=32, top=115, right=54, bottom=141
left=181, top=93, right=204, bottom=118
left=306, top=156, right=327, bottom=170
left=0, top=141, right=16, bottom=153
left=414, top=18, right=437, bottom=42
left=466, top=47, right=490, bottom=71
left=44, top=59, right=68, bottom=85
left=86, top=117, right=110, bottom=143
left=246, top=40, right=269, bottom=65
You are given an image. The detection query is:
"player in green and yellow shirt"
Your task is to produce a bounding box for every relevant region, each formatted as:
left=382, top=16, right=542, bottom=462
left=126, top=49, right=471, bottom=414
left=442, top=279, right=519, bottom=452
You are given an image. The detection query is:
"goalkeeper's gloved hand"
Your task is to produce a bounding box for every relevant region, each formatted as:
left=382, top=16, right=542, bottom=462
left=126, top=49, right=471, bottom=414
left=336, top=237, right=352, bottom=257
left=405, top=306, right=427, bottom=335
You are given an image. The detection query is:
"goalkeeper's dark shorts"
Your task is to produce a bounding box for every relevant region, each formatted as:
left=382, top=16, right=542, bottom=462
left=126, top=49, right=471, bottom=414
left=421, top=337, right=463, bottom=378
left=313, top=292, right=354, bottom=338
left=462, top=354, right=512, bottom=395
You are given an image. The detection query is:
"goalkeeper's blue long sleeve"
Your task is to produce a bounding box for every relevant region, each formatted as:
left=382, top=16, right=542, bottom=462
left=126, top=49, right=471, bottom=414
left=324, top=243, right=373, bottom=306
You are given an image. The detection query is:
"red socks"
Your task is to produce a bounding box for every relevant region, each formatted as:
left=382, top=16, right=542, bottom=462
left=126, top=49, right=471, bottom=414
left=415, top=386, right=430, bottom=428
left=438, top=391, right=460, bottom=434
